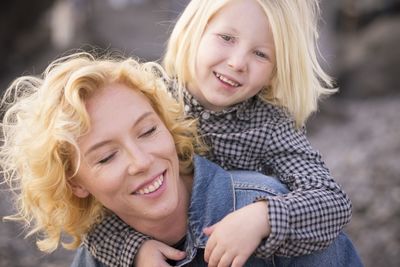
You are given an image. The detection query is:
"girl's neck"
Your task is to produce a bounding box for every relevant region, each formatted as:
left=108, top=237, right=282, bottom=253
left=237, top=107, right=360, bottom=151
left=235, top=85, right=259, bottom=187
left=186, top=82, right=223, bottom=112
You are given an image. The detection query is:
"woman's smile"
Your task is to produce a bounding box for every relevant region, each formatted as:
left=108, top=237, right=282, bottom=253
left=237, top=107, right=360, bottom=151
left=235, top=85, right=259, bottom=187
left=133, top=171, right=166, bottom=196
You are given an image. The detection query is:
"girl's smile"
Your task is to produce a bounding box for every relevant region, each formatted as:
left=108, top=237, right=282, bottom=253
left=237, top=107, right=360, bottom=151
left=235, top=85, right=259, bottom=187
left=214, top=71, right=242, bottom=88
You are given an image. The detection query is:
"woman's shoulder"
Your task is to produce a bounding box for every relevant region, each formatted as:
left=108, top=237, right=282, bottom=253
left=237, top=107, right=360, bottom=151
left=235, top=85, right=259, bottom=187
left=70, top=246, right=107, bottom=267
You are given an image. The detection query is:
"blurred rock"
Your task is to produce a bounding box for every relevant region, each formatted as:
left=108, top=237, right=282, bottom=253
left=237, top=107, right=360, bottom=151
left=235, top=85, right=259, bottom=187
left=332, top=0, right=400, bottom=97
left=0, top=0, right=56, bottom=80
left=336, top=16, right=400, bottom=97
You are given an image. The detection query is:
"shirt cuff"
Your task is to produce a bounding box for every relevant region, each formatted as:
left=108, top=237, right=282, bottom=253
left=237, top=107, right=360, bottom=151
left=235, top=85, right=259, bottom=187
left=254, top=197, right=290, bottom=258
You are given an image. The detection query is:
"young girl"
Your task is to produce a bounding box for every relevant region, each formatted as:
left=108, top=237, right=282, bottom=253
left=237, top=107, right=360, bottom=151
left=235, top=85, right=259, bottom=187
left=84, top=0, right=354, bottom=266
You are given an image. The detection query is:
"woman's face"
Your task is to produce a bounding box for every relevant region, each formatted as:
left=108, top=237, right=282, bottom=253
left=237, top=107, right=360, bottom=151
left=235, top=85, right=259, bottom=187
left=71, top=83, right=183, bottom=226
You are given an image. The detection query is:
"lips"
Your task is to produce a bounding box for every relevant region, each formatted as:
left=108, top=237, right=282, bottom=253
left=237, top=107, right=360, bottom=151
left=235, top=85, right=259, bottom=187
left=134, top=173, right=165, bottom=195
left=214, top=72, right=242, bottom=87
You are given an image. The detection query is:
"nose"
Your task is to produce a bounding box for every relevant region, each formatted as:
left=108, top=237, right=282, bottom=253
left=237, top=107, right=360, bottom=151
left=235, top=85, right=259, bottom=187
left=126, top=145, right=153, bottom=176
left=227, top=48, right=247, bottom=72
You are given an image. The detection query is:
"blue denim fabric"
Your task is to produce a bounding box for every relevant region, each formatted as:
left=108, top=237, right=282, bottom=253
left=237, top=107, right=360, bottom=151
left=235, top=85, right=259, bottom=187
left=70, top=155, right=363, bottom=267
left=71, top=246, right=107, bottom=267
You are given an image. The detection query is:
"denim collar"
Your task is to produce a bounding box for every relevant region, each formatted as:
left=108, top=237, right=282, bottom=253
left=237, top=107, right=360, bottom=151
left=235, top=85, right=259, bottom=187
left=187, top=155, right=235, bottom=247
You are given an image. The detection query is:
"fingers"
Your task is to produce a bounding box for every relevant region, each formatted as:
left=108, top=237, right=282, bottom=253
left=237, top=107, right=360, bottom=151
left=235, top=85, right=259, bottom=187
left=135, top=240, right=186, bottom=266
left=209, top=249, right=230, bottom=267
left=231, top=256, right=247, bottom=267
left=207, top=250, right=246, bottom=267
left=203, top=224, right=216, bottom=236
left=204, top=234, right=216, bottom=262
left=204, top=237, right=229, bottom=267
left=159, top=243, right=186, bottom=261
left=204, top=232, right=247, bottom=267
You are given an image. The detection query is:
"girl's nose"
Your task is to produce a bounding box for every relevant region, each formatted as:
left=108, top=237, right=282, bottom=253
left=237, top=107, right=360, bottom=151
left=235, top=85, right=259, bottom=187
left=227, top=50, right=248, bottom=72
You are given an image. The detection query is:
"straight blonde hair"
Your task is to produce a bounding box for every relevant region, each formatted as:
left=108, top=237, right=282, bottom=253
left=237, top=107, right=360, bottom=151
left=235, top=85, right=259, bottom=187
left=0, top=52, right=199, bottom=252
left=164, top=0, right=335, bottom=127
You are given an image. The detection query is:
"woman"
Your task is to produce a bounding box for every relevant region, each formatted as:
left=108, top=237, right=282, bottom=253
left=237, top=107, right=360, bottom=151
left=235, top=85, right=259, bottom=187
left=0, top=52, right=362, bottom=266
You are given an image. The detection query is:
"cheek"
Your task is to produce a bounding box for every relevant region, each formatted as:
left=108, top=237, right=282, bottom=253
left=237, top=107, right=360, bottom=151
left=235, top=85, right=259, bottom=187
left=164, top=135, right=178, bottom=156
left=254, top=66, right=273, bottom=86
left=195, top=49, right=206, bottom=75
left=96, top=166, right=126, bottom=193
left=197, top=38, right=218, bottom=67
left=79, top=165, right=125, bottom=197
left=158, top=130, right=179, bottom=159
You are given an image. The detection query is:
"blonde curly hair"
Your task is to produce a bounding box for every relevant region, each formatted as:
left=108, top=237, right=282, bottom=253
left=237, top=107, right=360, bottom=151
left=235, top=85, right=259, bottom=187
left=0, top=52, right=199, bottom=253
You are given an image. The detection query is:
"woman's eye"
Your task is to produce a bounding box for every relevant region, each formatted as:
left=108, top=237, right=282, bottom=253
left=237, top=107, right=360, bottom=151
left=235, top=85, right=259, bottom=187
left=97, top=152, right=116, bottom=165
left=219, top=34, right=234, bottom=42
left=255, top=50, right=268, bottom=59
left=140, top=126, right=157, bottom=138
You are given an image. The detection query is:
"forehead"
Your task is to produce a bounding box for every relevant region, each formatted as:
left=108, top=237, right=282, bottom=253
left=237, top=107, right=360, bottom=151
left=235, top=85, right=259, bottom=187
left=210, top=0, right=268, bottom=26
left=206, top=0, right=272, bottom=41
left=85, top=83, right=154, bottom=125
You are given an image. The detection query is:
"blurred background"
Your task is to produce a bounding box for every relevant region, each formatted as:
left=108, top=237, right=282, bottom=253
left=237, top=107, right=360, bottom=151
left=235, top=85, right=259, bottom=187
left=0, top=0, right=399, bottom=266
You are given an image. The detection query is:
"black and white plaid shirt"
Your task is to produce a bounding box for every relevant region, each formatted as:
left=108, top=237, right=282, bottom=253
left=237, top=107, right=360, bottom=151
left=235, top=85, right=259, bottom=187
left=84, top=89, right=352, bottom=267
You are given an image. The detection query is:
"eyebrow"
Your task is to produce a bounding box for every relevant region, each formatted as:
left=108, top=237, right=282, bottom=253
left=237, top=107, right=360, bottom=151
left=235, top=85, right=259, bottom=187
left=83, top=111, right=154, bottom=157
left=217, top=26, right=238, bottom=35
left=218, top=26, right=274, bottom=49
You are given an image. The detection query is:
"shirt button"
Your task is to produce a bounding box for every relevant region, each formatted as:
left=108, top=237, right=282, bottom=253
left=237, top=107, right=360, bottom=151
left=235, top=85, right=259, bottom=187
left=184, top=105, right=190, bottom=112
left=192, top=98, right=198, bottom=105
left=226, top=114, right=232, bottom=120
left=201, top=112, right=210, bottom=120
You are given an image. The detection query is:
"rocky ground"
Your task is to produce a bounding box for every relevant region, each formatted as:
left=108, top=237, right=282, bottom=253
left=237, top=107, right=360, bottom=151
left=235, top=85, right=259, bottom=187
left=308, top=96, right=400, bottom=267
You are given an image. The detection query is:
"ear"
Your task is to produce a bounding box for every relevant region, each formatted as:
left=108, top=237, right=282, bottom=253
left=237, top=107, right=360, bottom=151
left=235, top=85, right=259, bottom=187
left=69, top=179, right=90, bottom=198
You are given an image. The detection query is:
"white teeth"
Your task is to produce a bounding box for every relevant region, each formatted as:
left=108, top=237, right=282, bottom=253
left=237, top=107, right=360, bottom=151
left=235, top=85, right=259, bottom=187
left=215, top=73, right=240, bottom=87
left=136, top=174, right=164, bottom=195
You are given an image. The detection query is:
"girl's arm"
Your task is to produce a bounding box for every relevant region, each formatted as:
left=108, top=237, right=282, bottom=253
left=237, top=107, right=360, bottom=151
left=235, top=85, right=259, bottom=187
left=84, top=214, right=149, bottom=266
left=84, top=214, right=184, bottom=267
left=203, top=201, right=270, bottom=267
left=255, top=120, right=352, bottom=257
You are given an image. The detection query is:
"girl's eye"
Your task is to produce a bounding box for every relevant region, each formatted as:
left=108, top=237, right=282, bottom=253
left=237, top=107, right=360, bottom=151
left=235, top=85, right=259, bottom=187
left=219, top=34, right=234, bottom=42
left=254, top=50, right=268, bottom=59
left=139, top=126, right=157, bottom=138
left=97, top=152, right=116, bottom=165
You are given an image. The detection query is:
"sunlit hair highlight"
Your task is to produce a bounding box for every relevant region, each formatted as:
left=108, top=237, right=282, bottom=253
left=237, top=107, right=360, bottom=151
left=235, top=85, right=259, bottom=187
left=0, top=52, right=199, bottom=252
left=164, top=0, right=336, bottom=127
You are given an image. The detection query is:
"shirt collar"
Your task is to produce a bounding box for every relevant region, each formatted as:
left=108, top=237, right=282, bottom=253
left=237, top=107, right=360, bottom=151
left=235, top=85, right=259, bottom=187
left=182, top=87, right=256, bottom=121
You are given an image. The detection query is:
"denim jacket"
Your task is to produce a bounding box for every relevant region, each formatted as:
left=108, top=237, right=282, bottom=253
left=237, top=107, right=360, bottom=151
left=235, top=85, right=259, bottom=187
left=71, top=156, right=362, bottom=267
left=175, top=155, right=289, bottom=266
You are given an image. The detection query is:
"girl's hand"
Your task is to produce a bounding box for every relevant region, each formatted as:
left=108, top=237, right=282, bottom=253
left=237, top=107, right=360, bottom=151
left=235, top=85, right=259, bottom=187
left=203, top=201, right=270, bottom=267
left=134, top=239, right=186, bottom=267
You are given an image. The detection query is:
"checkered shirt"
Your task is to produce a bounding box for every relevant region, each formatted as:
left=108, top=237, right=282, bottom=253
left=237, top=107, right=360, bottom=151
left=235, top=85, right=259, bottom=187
left=84, top=88, right=352, bottom=266
left=180, top=90, right=352, bottom=258
left=84, top=214, right=150, bottom=267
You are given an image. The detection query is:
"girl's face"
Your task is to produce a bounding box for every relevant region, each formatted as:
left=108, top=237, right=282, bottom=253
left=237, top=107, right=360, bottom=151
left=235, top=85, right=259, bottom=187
left=71, top=83, right=184, bottom=228
left=190, top=0, right=275, bottom=111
